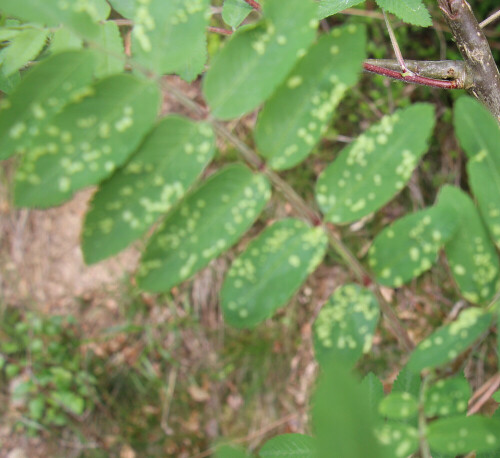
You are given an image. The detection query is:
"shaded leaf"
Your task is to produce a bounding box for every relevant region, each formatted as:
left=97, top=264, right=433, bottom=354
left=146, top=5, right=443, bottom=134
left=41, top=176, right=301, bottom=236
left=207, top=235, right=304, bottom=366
left=203, top=0, right=318, bottom=119
left=0, top=68, right=20, bottom=94
left=82, top=116, right=215, bottom=264
left=93, top=21, right=124, bottom=78
left=374, top=0, right=431, bottom=27
left=108, top=0, right=135, bottom=18
left=374, top=422, right=419, bottom=458
left=0, top=50, right=96, bottom=160
left=259, top=434, right=317, bottom=457
left=15, top=74, right=160, bottom=207
left=222, top=0, right=253, bottom=29
left=454, top=97, right=500, bottom=249
left=391, top=365, right=421, bottom=399
left=428, top=416, right=500, bottom=455
left=361, top=373, right=385, bottom=418
left=317, top=0, right=365, bottom=19
left=254, top=25, right=365, bottom=170
left=379, top=392, right=418, bottom=420
left=407, top=308, right=493, bottom=372
left=313, top=284, right=379, bottom=366
left=424, top=373, right=471, bottom=418
left=368, top=205, right=458, bottom=287
left=438, top=185, right=500, bottom=304
left=216, top=444, right=252, bottom=458
left=316, top=104, right=435, bottom=224
left=50, top=28, right=83, bottom=53
left=137, top=165, right=271, bottom=292
left=132, top=0, right=209, bottom=78
left=222, top=219, right=327, bottom=328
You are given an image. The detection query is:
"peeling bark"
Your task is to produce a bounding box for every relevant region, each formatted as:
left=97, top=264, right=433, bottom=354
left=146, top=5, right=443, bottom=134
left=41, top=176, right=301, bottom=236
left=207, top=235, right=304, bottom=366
left=438, top=0, right=500, bottom=122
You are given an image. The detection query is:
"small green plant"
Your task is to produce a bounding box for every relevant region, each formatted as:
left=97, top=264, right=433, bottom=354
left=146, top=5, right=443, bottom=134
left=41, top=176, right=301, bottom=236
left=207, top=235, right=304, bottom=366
left=0, top=309, right=97, bottom=433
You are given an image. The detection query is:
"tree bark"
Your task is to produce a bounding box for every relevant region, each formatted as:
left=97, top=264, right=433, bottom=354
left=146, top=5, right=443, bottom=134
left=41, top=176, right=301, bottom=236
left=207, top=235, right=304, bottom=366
left=438, top=0, right=500, bottom=122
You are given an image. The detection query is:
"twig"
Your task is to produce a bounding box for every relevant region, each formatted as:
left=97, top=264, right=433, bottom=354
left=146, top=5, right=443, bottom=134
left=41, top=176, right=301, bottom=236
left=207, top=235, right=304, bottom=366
left=244, top=0, right=261, bottom=12
left=207, top=26, right=233, bottom=35
left=468, top=372, right=500, bottom=415
left=383, top=10, right=411, bottom=75
left=480, top=8, right=500, bottom=28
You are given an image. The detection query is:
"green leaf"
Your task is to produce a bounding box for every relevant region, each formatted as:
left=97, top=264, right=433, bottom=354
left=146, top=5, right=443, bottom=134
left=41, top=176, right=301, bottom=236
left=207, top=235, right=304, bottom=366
left=254, top=25, right=365, bottom=170
left=28, top=396, right=45, bottom=420
left=0, top=0, right=107, bottom=39
left=50, top=28, right=83, bottom=53
left=368, top=205, right=458, bottom=287
left=216, top=444, right=251, bottom=458
left=259, top=434, right=317, bottom=457
left=52, top=391, right=85, bottom=415
left=374, top=0, right=432, bottom=27
left=15, top=74, right=160, bottom=208
left=317, top=0, right=365, bottom=19
left=0, top=50, right=96, bottom=161
left=222, top=0, right=253, bottom=29
left=203, top=0, right=318, bottom=120
left=316, top=103, right=435, bottom=224
left=313, top=284, right=380, bottom=366
left=221, top=218, right=328, bottom=328
left=131, top=0, right=209, bottom=78
left=407, top=308, right=493, bottom=372
left=454, top=97, right=500, bottom=249
left=0, top=27, right=48, bottom=76
left=137, top=165, right=271, bottom=292
left=82, top=116, right=215, bottom=264
left=428, top=416, right=500, bottom=455
left=424, top=373, right=471, bottom=418
left=313, top=358, right=384, bottom=458
left=93, top=21, right=124, bottom=78
left=0, top=67, right=20, bottom=94
left=391, top=365, right=421, bottom=399
left=438, top=185, right=500, bottom=304
left=108, top=0, right=135, bottom=18
left=379, top=392, right=418, bottom=420
left=374, top=422, right=419, bottom=458
left=361, top=373, right=385, bottom=418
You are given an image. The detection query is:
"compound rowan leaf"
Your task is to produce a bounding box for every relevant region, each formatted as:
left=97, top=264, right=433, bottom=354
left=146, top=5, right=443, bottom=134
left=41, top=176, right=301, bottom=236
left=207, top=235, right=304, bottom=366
left=438, top=185, right=500, bottom=304
left=137, top=165, right=271, bottom=292
left=0, top=50, right=96, bottom=160
left=407, top=308, right=493, bottom=372
left=316, top=104, right=435, bottom=224
left=374, top=0, right=431, bottom=27
left=379, top=392, right=418, bottom=420
left=0, top=27, right=49, bottom=77
left=0, top=0, right=109, bottom=39
left=361, top=373, right=385, bottom=418
left=131, top=0, right=209, bottom=78
left=15, top=74, right=160, bottom=208
left=108, top=0, right=135, bottom=18
left=428, top=416, right=500, bottom=455
left=93, top=21, right=125, bottom=78
left=368, top=205, right=458, bottom=287
left=222, top=218, right=327, bottom=328
left=454, top=97, right=500, bottom=249
left=203, top=0, right=318, bottom=120
left=317, top=0, right=365, bottom=19
left=254, top=24, right=365, bottom=170
left=374, top=422, right=419, bottom=458
left=424, top=373, right=471, bottom=419
left=313, top=284, right=379, bottom=366
left=222, top=0, right=253, bottom=29
left=259, top=434, right=317, bottom=457
left=82, top=116, right=215, bottom=264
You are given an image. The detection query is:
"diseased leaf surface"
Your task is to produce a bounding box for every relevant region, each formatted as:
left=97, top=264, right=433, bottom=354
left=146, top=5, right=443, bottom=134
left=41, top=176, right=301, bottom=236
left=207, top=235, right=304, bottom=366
left=313, top=284, right=379, bottom=366
left=378, top=392, right=418, bottom=420
left=368, top=205, right=457, bottom=287
left=424, top=373, right=471, bottom=419
left=222, top=218, right=327, bottom=328
left=15, top=74, right=160, bottom=207
left=137, top=165, right=271, bottom=292
left=374, top=422, right=419, bottom=458
left=203, top=0, right=318, bottom=119
left=254, top=25, right=365, bottom=170
left=316, top=104, right=435, bottom=224
left=82, top=116, right=215, bottom=264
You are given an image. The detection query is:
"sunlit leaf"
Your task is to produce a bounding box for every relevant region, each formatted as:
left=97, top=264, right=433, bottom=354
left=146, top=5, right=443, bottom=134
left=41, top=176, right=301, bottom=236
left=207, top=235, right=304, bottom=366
left=259, top=434, right=317, bottom=457
left=317, top=0, right=365, bottom=19
left=374, top=0, right=431, bottom=27
left=0, top=50, right=96, bottom=160
left=438, top=185, right=500, bottom=304
left=137, top=165, right=271, bottom=292
left=316, top=104, right=435, bottom=224
left=454, top=96, right=500, bottom=249
left=222, top=218, right=328, bottom=328
left=379, top=392, right=418, bottom=420
left=313, top=284, right=379, bottom=366
left=15, top=74, right=160, bottom=207
left=428, top=416, right=500, bottom=455
left=424, top=373, right=471, bottom=418
left=254, top=25, right=365, bottom=170
left=108, top=0, right=135, bottom=18
left=131, top=0, right=209, bottom=78
left=368, top=205, right=458, bottom=287
left=203, top=0, right=318, bottom=119
left=93, top=21, right=125, bottom=78
left=82, top=116, right=215, bottom=264
left=222, top=0, right=253, bottom=29
left=407, top=308, right=493, bottom=372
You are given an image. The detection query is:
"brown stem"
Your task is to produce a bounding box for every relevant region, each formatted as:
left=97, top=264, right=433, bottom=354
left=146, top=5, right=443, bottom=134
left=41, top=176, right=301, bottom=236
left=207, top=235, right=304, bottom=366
left=438, top=0, right=500, bottom=122
left=244, top=0, right=261, bottom=12
left=207, top=26, right=233, bottom=35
